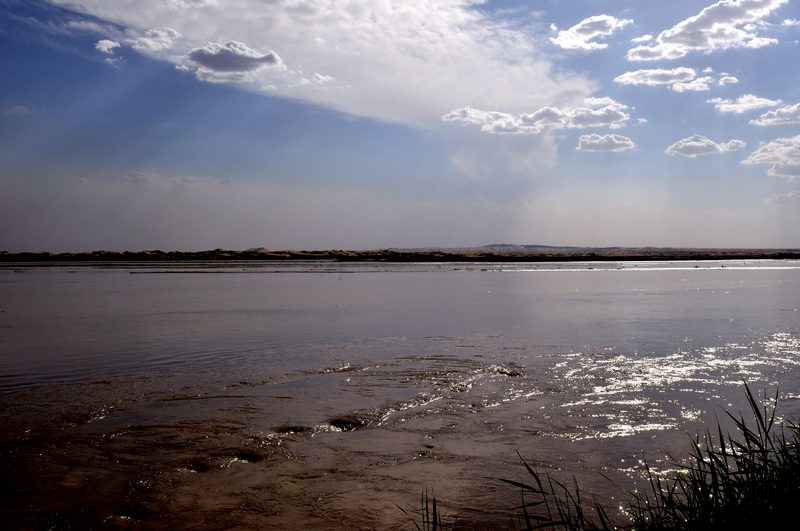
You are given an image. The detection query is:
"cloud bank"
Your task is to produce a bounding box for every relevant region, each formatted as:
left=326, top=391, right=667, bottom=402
left=50, top=0, right=594, bottom=127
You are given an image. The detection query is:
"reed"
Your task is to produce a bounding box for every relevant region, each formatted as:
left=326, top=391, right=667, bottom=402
left=397, top=489, right=455, bottom=530
left=404, top=384, right=800, bottom=530
left=623, top=383, right=800, bottom=530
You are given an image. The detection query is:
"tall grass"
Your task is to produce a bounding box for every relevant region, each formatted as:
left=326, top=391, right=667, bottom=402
left=397, top=489, right=454, bottom=530
left=404, top=384, right=800, bottom=530
left=624, top=384, right=800, bottom=530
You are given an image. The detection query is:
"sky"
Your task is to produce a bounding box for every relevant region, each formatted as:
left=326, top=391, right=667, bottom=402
left=1, top=0, right=799, bottom=251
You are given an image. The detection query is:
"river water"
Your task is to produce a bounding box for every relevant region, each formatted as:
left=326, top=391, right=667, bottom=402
left=1, top=261, right=799, bottom=528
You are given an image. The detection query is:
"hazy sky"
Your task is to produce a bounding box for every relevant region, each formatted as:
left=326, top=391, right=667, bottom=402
left=2, top=0, right=800, bottom=251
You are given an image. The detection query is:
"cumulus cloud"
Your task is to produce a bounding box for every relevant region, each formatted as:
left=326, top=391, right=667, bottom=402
left=614, top=67, right=696, bottom=89
left=707, top=94, right=782, bottom=113
left=576, top=134, right=635, bottom=152
left=615, top=67, right=737, bottom=92
left=672, top=76, right=714, bottom=93
left=749, top=103, right=800, bottom=125
left=550, top=15, right=632, bottom=51
left=4, top=105, right=32, bottom=116
left=127, top=28, right=181, bottom=52
left=188, top=41, right=282, bottom=72
left=186, top=41, right=284, bottom=83
left=718, top=75, right=739, bottom=85
left=95, top=39, right=124, bottom=65
left=741, top=134, right=800, bottom=179
left=631, top=34, right=653, bottom=43
left=665, top=135, right=746, bottom=158
left=48, top=0, right=594, bottom=128
left=442, top=97, right=632, bottom=135
left=568, top=97, right=632, bottom=129
left=627, top=0, right=788, bottom=61
left=95, top=39, right=120, bottom=54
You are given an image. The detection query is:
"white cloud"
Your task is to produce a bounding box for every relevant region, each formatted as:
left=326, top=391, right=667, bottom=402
left=665, top=135, right=746, bottom=158
left=627, top=44, right=687, bottom=61
left=127, top=27, right=181, bottom=52
left=294, top=73, right=335, bottom=87
left=442, top=108, right=521, bottom=135
left=615, top=68, right=735, bottom=92
left=783, top=18, right=800, bottom=26
left=567, top=98, right=631, bottom=129
left=614, top=67, right=696, bottom=90
left=95, top=39, right=120, bottom=54
left=749, top=103, right=800, bottom=125
left=442, top=97, right=632, bottom=135
left=167, top=0, right=217, bottom=8
left=718, top=75, right=739, bottom=85
left=576, top=134, right=635, bottom=152
left=550, top=14, right=632, bottom=51
left=742, top=134, right=800, bottom=179
left=707, top=94, right=781, bottom=113
left=49, top=0, right=594, bottom=128
left=627, top=0, right=788, bottom=61
left=631, top=34, right=653, bottom=43
left=4, top=105, right=33, bottom=116
left=63, top=19, right=122, bottom=37
left=671, top=76, right=714, bottom=92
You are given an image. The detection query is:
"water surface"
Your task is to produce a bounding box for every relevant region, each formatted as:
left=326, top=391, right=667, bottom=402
left=1, top=261, right=799, bottom=528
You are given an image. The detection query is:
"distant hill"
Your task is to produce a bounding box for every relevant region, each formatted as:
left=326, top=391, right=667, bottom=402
left=2, top=246, right=800, bottom=264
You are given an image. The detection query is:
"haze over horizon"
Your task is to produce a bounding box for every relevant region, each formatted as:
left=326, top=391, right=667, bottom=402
left=2, top=0, right=800, bottom=252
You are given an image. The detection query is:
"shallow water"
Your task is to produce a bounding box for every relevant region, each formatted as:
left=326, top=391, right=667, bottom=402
left=1, top=261, right=799, bottom=528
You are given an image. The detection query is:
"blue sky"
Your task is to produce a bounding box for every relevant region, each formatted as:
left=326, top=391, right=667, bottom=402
left=1, top=0, right=799, bottom=251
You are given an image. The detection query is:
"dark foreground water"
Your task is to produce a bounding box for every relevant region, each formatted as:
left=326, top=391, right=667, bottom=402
left=1, top=261, right=799, bottom=529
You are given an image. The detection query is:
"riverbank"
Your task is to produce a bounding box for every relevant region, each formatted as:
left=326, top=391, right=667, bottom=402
left=3, top=245, right=800, bottom=264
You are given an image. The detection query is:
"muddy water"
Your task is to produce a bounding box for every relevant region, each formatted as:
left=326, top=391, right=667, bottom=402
left=1, top=261, right=799, bottom=528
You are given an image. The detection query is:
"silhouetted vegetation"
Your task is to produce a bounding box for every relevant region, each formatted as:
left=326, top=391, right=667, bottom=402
left=404, top=384, right=800, bottom=530
left=3, top=246, right=800, bottom=264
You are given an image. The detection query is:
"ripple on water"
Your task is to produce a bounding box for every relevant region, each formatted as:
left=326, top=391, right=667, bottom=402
left=3, top=330, right=800, bottom=528
left=544, top=331, right=800, bottom=442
